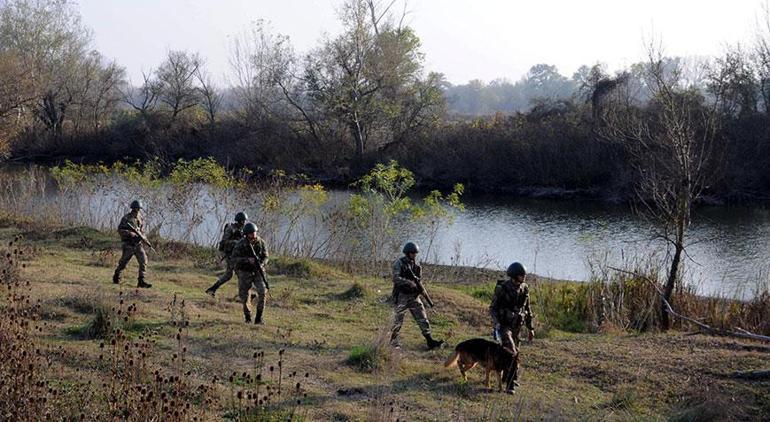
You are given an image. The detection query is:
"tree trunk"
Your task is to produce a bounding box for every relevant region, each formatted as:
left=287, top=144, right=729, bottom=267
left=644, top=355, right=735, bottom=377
left=350, top=113, right=365, bottom=158
left=662, top=240, right=683, bottom=330
left=662, top=186, right=689, bottom=331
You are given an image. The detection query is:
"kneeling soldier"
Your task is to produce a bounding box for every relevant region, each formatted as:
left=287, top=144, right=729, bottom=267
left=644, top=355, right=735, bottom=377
left=113, top=200, right=152, bottom=288
left=490, top=262, right=535, bottom=394
left=206, top=211, right=249, bottom=297
left=231, top=223, right=269, bottom=324
left=389, top=242, right=444, bottom=350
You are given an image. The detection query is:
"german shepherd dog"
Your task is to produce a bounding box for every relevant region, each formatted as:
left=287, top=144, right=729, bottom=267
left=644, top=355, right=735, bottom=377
left=444, top=338, right=518, bottom=392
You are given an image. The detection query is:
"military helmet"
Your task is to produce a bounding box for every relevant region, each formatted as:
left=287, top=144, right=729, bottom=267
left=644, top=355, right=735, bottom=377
left=130, top=200, right=143, bottom=210
left=402, top=242, right=419, bottom=254
left=235, top=211, right=248, bottom=222
left=243, top=222, right=258, bottom=234
left=506, top=262, right=527, bottom=278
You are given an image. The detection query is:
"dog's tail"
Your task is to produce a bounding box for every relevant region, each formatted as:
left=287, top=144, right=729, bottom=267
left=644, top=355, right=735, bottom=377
left=444, top=351, right=460, bottom=368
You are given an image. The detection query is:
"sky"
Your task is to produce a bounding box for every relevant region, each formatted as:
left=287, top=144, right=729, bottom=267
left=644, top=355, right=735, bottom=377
left=78, top=0, right=767, bottom=86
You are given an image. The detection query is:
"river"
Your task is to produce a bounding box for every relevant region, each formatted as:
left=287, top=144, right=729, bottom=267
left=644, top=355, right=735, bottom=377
left=2, top=167, right=767, bottom=298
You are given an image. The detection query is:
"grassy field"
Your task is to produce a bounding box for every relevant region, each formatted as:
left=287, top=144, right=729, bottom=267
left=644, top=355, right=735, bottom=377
left=1, top=221, right=768, bottom=421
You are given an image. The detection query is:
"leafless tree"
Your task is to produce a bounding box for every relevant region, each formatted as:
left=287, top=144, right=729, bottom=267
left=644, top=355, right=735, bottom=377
left=0, top=0, right=91, bottom=137
left=596, top=43, right=724, bottom=330
left=229, top=20, right=295, bottom=127
left=156, top=50, right=201, bottom=120
left=123, top=70, right=162, bottom=119
left=194, top=67, right=221, bottom=124
left=753, top=3, right=770, bottom=114
left=0, top=51, right=34, bottom=158
left=70, top=51, right=126, bottom=133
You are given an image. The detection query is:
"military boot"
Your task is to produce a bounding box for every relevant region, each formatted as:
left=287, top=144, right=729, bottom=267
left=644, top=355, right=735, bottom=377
left=254, top=304, right=264, bottom=325
left=504, top=365, right=519, bottom=394
left=424, top=334, right=445, bottom=350
left=137, top=277, right=152, bottom=289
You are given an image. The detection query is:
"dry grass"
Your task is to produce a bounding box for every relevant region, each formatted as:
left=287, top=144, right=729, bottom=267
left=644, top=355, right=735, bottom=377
left=1, top=221, right=768, bottom=420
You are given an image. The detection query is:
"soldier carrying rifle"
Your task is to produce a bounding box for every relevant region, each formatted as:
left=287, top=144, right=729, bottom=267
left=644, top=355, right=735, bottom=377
left=231, top=222, right=269, bottom=324
left=205, top=211, right=249, bottom=297
left=113, top=200, right=153, bottom=288
left=389, top=242, right=445, bottom=350
left=490, top=262, right=535, bottom=394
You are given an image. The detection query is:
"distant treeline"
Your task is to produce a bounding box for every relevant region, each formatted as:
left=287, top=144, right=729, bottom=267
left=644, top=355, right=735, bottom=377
left=1, top=0, right=769, bottom=202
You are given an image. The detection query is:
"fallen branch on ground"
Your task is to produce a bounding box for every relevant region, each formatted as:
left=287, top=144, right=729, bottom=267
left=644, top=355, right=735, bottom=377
left=608, top=267, right=770, bottom=343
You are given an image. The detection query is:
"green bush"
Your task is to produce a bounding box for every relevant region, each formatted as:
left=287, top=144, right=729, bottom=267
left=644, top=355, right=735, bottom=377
left=347, top=345, right=388, bottom=372
left=338, top=282, right=368, bottom=300
left=269, top=257, right=313, bottom=278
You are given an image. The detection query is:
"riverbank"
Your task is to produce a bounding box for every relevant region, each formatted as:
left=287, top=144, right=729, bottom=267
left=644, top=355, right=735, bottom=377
left=1, top=216, right=768, bottom=420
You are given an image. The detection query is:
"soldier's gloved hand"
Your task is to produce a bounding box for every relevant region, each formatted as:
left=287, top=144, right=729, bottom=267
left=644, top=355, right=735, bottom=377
left=247, top=257, right=256, bottom=266
left=406, top=281, right=419, bottom=291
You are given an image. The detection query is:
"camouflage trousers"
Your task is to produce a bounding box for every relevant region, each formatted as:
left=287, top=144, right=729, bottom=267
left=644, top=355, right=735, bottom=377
left=236, top=270, right=266, bottom=321
left=114, top=241, right=147, bottom=281
left=389, top=293, right=431, bottom=345
left=500, top=324, right=522, bottom=384
left=207, top=257, right=235, bottom=293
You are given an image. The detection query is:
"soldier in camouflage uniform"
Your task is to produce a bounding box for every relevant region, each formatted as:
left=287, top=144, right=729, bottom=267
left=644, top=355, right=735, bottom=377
left=205, top=211, right=249, bottom=297
left=113, top=200, right=152, bottom=288
left=490, top=262, right=535, bottom=394
left=231, top=223, right=269, bottom=324
left=389, top=242, right=445, bottom=350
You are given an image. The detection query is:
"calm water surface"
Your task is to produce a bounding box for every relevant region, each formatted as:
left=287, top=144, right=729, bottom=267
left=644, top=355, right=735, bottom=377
left=419, top=196, right=770, bottom=298
left=4, top=166, right=766, bottom=298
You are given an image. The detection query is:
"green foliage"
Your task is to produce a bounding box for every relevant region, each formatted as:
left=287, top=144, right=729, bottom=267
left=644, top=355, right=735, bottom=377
left=111, top=159, right=163, bottom=188
left=338, top=282, right=367, bottom=300
left=51, top=159, right=164, bottom=190
left=467, top=282, right=496, bottom=302
left=347, top=160, right=464, bottom=262
left=66, top=295, right=138, bottom=340
left=346, top=344, right=387, bottom=372
left=356, top=160, right=415, bottom=204
left=269, top=257, right=314, bottom=279
left=50, top=160, right=110, bottom=189
left=168, top=157, right=236, bottom=188
left=607, top=384, right=641, bottom=412
left=532, top=283, right=594, bottom=333
left=51, top=157, right=235, bottom=191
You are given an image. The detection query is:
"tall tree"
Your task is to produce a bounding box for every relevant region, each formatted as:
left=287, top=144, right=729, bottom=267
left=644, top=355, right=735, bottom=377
left=0, top=0, right=92, bottom=137
left=156, top=50, right=201, bottom=120
left=195, top=66, right=221, bottom=125
left=303, top=0, right=445, bottom=158
left=596, top=45, right=724, bottom=330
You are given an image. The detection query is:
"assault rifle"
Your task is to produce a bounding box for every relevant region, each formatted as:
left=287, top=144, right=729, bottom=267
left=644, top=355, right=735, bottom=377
left=125, top=222, right=156, bottom=253
left=406, top=265, right=434, bottom=308
left=247, top=241, right=270, bottom=291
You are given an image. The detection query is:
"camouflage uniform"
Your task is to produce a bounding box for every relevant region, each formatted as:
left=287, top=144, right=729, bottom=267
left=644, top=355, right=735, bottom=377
left=489, top=278, right=534, bottom=387
left=113, top=210, right=148, bottom=285
left=206, top=221, right=245, bottom=294
left=231, top=236, right=269, bottom=323
left=389, top=256, right=432, bottom=346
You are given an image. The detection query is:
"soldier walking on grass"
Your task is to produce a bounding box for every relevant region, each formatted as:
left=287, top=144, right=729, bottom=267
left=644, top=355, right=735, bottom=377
left=231, top=223, right=269, bottom=324
left=389, top=242, right=445, bottom=350
left=113, top=200, right=152, bottom=288
left=205, top=211, right=249, bottom=297
left=490, top=262, right=535, bottom=394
